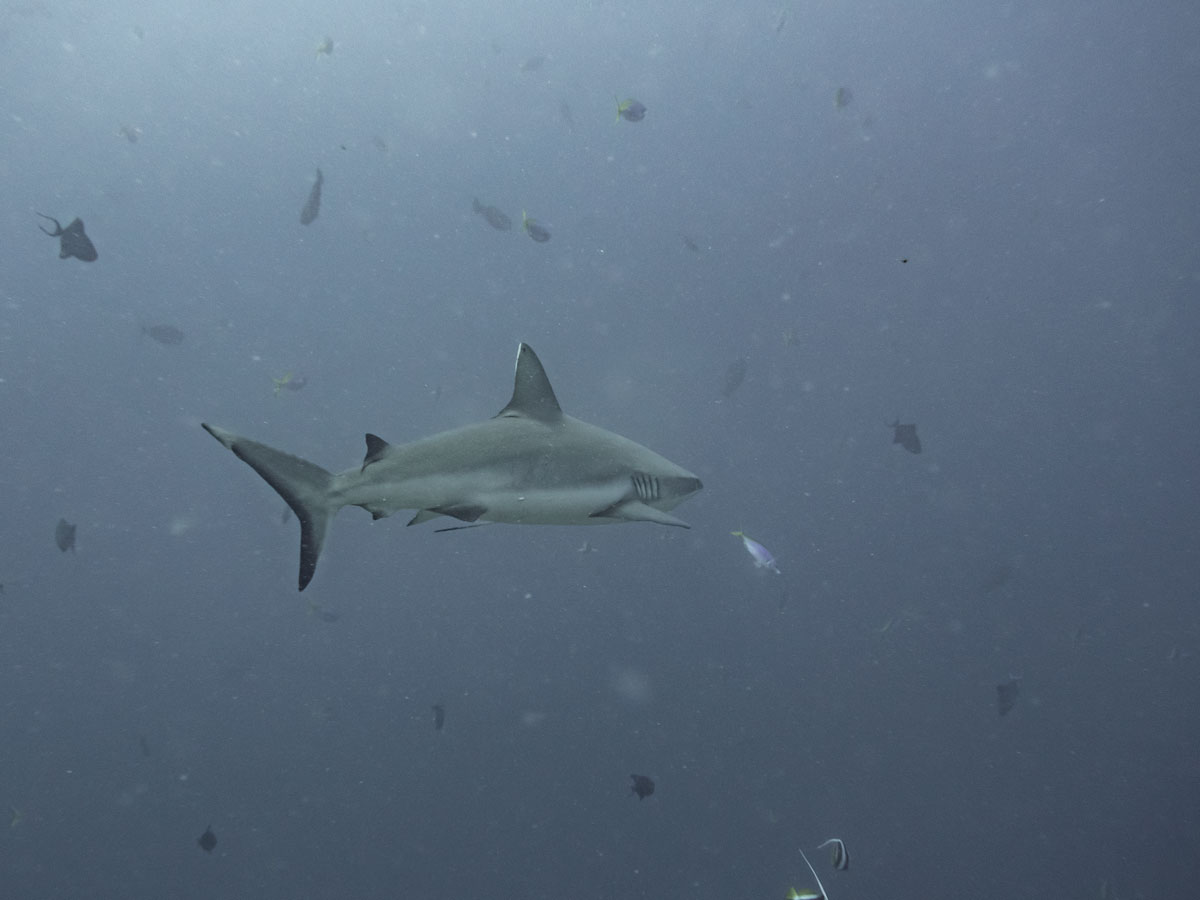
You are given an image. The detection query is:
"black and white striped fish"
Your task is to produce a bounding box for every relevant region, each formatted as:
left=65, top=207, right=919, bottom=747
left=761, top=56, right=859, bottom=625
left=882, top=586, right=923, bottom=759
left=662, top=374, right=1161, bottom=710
left=817, top=838, right=850, bottom=871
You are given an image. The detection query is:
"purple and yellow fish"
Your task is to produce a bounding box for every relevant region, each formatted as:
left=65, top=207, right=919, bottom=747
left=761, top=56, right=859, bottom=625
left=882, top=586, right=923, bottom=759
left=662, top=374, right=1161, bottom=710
left=732, top=530, right=781, bottom=574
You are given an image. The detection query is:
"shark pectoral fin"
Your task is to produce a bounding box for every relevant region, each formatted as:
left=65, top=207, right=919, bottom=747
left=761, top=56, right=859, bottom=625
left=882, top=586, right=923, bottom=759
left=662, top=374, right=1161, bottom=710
left=407, top=505, right=487, bottom=527
left=589, top=500, right=690, bottom=528
left=202, top=423, right=336, bottom=591
left=362, top=433, right=392, bottom=471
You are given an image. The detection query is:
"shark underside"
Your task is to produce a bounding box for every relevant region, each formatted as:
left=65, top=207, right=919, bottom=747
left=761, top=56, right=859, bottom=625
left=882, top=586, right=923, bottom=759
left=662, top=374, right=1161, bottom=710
left=202, top=343, right=702, bottom=590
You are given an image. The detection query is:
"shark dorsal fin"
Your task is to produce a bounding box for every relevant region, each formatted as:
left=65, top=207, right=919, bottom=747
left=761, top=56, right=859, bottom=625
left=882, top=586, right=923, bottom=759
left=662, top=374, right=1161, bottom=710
left=496, top=343, right=562, bottom=423
left=362, top=433, right=391, bottom=471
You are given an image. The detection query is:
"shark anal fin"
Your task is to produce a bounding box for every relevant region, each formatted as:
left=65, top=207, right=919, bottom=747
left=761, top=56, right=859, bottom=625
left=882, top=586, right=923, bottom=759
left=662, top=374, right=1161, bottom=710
left=589, top=500, right=690, bottom=528
left=362, top=433, right=392, bottom=471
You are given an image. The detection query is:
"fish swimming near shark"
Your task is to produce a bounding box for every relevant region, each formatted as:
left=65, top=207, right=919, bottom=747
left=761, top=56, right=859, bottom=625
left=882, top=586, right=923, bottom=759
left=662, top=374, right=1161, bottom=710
left=202, top=343, right=703, bottom=591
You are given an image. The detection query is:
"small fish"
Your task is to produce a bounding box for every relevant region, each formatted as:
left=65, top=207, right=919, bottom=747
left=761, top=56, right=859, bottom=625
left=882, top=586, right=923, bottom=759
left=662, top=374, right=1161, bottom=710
left=300, top=168, right=323, bottom=225
left=522, top=210, right=551, bottom=243
left=788, top=849, right=830, bottom=900
left=615, top=97, right=646, bottom=123
left=834, top=86, right=853, bottom=109
left=519, top=55, right=546, bottom=72
left=681, top=233, right=700, bottom=253
left=775, top=8, right=788, bottom=34
left=472, top=197, right=512, bottom=231
left=817, top=838, right=849, bottom=871
left=142, top=324, right=184, bottom=345
left=630, top=774, right=655, bottom=800
left=996, top=678, right=1021, bottom=716
left=36, top=213, right=98, bottom=262
left=55, top=518, right=76, bottom=553
left=732, top=531, right=780, bottom=574
left=370, top=134, right=388, bottom=152
left=273, top=373, right=308, bottom=396
left=888, top=419, right=921, bottom=454
left=117, top=123, right=141, bottom=143
left=315, top=36, right=334, bottom=57
left=432, top=703, right=445, bottom=731
left=197, top=825, right=217, bottom=853
left=139, top=735, right=151, bottom=757
left=306, top=598, right=340, bottom=622
left=576, top=541, right=598, bottom=553
left=559, top=98, right=575, bottom=132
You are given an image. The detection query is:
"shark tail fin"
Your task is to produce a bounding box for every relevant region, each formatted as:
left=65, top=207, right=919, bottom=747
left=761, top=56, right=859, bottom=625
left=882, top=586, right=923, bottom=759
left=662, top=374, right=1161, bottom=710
left=202, top=424, right=336, bottom=591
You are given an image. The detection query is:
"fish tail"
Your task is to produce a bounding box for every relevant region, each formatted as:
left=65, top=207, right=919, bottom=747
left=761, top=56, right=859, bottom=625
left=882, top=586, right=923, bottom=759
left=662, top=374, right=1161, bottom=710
left=202, top=424, right=337, bottom=591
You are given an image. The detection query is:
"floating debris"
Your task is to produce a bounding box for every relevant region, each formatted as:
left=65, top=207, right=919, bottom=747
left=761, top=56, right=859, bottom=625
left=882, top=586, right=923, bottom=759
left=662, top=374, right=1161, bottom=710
left=996, top=678, right=1020, bottom=716
left=630, top=774, right=655, bottom=799
left=36, top=213, right=97, bottom=262
left=432, top=703, right=445, bottom=731
left=722, top=357, right=747, bottom=397
left=472, top=197, right=512, bottom=231
left=197, top=825, right=217, bottom=853
left=521, top=210, right=551, bottom=243
left=142, top=324, right=184, bottom=345
left=817, top=838, right=850, bottom=871
left=299, top=168, right=323, bottom=225
left=888, top=419, right=921, bottom=454
left=616, top=97, right=646, bottom=123
left=55, top=518, right=76, bottom=553
left=732, top=530, right=781, bottom=574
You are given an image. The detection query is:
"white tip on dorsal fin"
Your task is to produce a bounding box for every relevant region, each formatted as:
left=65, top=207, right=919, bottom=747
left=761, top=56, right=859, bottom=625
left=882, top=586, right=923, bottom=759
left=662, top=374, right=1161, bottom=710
left=495, top=343, right=562, bottom=423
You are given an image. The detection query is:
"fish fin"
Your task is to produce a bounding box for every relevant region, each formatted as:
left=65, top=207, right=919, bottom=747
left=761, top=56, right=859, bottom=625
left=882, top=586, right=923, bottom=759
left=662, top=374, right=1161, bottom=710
left=590, top=499, right=689, bottom=527
left=495, top=343, right=562, bottom=423
left=362, top=433, right=392, bottom=471
left=202, top=424, right=336, bottom=591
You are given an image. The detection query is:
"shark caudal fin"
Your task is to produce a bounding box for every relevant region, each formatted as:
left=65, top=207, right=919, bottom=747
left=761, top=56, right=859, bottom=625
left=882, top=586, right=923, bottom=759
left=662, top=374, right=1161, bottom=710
left=202, top=424, right=335, bottom=591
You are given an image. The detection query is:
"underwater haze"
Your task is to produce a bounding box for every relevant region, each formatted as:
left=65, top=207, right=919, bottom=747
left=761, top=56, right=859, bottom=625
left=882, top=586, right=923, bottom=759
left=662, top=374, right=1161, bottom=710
left=1, top=0, right=1198, bottom=897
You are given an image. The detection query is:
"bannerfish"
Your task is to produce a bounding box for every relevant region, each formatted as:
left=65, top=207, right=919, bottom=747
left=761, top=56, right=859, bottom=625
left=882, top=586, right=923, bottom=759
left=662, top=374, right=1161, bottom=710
left=732, top=530, right=780, bottom=574
left=142, top=324, right=185, bottom=345
left=788, top=849, right=831, bottom=900
left=997, top=678, right=1021, bottom=716
left=300, top=168, right=323, bottom=225
left=522, top=210, right=551, bottom=243
left=55, top=518, right=76, bottom=553
left=432, top=703, right=445, bottom=731
left=817, top=838, right=850, bottom=871
left=36, top=213, right=97, bottom=262
left=889, top=419, right=921, bottom=454
left=197, top=825, right=217, bottom=853
left=616, top=97, right=646, bottom=122
left=472, top=197, right=512, bottom=231
left=630, top=774, right=655, bottom=799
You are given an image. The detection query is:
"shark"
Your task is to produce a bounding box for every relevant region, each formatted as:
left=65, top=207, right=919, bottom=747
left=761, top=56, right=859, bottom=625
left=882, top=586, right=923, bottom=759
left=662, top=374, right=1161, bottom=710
left=202, top=343, right=703, bottom=590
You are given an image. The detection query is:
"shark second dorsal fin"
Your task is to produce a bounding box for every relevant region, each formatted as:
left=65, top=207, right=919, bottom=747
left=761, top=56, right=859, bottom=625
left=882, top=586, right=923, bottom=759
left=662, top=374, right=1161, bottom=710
left=496, top=343, right=562, bottom=423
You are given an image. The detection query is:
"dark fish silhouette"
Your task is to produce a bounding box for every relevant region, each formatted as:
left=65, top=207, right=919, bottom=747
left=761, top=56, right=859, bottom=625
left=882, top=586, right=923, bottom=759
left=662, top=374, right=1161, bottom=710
left=630, top=774, right=655, bottom=799
left=616, top=98, right=646, bottom=122
left=522, top=211, right=551, bottom=243
left=299, top=168, right=323, bottom=225
left=559, top=98, right=575, bottom=131
left=55, top=518, right=76, bottom=553
left=519, top=55, right=546, bottom=72
left=681, top=233, right=700, bottom=253
left=36, top=213, right=97, bottom=262
left=835, top=86, right=854, bottom=109
left=996, top=678, right=1020, bottom=716
left=139, top=735, right=151, bottom=757
left=197, top=825, right=217, bottom=853
left=889, top=419, right=921, bottom=454
left=817, top=837, right=850, bottom=870
left=142, top=324, right=185, bottom=345
left=432, top=703, right=445, bottom=731
left=472, top=197, right=512, bottom=231
left=723, top=357, right=748, bottom=397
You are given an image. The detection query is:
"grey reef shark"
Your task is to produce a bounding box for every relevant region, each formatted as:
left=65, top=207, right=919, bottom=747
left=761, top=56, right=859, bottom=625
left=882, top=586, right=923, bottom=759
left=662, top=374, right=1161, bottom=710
left=203, top=343, right=703, bottom=590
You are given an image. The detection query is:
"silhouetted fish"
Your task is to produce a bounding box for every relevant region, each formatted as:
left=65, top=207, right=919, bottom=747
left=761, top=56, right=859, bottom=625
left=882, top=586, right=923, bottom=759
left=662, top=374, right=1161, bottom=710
left=432, top=703, right=445, bottom=731
left=300, top=168, right=323, bottom=225
left=472, top=197, right=512, bottom=231
left=630, top=774, right=655, bottom=799
left=817, top=838, right=850, bottom=870
left=616, top=98, right=646, bottom=122
left=835, top=86, right=854, bottom=109
left=723, top=357, right=748, bottom=397
left=889, top=419, right=921, bottom=454
left=142, top=324, right=185, bottom=345
left=522, top=211, right=551, bottom=243
left=139, top=735, right=151, bottom=757
left=36, top=213, right=97, bottom=262
left=681, top=233, right=700, bottom=253
left=519, top=55, right=546, bottom=72
left=996, top=678, right=1020, bottom=716
left=197, top=825, right=217, bottom=853
left=55, top=518, right=76, bottom=553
